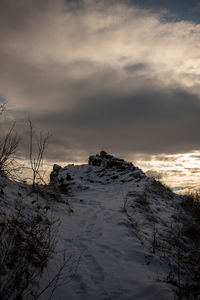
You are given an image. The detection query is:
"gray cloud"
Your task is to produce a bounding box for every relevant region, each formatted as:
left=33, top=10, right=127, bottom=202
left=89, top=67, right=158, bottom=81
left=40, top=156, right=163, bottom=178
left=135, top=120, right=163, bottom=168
left=1, top=0, right=200, bottom=162
left=123, top=63, right=148, bottom=73
left=145, top=170, right=163, bottom=179
left=26, top=85, right=200, bottom=161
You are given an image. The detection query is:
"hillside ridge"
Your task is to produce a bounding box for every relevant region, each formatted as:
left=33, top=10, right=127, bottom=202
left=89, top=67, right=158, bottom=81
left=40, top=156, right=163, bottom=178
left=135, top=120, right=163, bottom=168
left=0, top=152, right=200, bottom=299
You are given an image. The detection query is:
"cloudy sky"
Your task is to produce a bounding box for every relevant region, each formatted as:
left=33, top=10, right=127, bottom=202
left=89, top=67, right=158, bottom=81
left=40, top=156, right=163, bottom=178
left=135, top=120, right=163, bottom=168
left=1, top=0, right=200, bottom=189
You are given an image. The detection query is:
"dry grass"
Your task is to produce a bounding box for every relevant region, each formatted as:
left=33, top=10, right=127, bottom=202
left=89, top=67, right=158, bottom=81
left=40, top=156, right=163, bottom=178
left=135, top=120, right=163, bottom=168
left=181, top=190, right=200, bottom=222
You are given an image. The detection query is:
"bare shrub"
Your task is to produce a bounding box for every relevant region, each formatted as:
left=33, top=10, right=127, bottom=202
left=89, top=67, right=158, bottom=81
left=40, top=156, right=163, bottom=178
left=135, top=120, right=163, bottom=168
left=0, top=122, right=21, bottom=179
left=0, top=195, right=76, bottom=300
left=160, top=220, right=200, bottom=299
left=181, top=191, right=200, bottom=221
left=0, top=104, right=22, bottom=180
left=0, top=103, right=6, bottom=115
left=0, top=196, right=56, bottom=300
left=123, top=187, right=200, bottom=298
left=155, top=205, right=200, bottom=299
left=28, top=119, right=49, bottom=188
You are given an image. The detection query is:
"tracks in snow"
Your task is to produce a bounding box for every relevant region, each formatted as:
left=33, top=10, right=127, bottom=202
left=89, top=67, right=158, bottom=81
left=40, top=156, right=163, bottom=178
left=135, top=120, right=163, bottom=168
left=58, top=185, right=173, bottom=300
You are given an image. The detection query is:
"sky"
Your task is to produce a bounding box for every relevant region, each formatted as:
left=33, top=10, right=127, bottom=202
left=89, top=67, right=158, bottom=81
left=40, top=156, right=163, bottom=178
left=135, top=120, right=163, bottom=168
left=1, top=0, right=200, bottom=190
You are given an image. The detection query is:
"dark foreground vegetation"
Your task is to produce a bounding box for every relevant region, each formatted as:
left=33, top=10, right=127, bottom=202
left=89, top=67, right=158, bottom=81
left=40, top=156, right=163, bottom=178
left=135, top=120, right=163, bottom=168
left=0, top=104, right=76, bottom=299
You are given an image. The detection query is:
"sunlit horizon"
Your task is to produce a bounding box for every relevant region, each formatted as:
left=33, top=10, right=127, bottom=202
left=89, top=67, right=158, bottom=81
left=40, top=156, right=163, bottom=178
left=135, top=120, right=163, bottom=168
left=17, top=150, right=200, bottom=194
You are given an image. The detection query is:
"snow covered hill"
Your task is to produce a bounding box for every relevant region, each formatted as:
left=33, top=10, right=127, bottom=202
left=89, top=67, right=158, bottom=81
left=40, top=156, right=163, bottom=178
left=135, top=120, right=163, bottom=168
left=1, top=151, right=200, bottom=299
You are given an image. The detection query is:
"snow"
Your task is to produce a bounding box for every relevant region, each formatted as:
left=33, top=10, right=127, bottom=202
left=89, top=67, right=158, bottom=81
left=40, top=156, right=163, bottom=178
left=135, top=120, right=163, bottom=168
left=1, top=151, right=198, bottom=299
left=56, top=185, right=173, bottom=300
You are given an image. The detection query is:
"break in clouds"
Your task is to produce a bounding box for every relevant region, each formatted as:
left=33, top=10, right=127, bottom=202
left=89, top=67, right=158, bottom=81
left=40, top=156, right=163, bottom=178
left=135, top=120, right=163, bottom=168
left=1, top=0, right=200, bottom=162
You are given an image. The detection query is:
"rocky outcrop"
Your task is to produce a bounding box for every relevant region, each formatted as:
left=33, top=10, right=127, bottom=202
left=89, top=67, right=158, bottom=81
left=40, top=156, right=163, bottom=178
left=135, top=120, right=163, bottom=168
left=50, top=164, right=62, bottom=183
left=49, top=151, right=146, bottom=194
left=89, top=151, right=135, bottom=170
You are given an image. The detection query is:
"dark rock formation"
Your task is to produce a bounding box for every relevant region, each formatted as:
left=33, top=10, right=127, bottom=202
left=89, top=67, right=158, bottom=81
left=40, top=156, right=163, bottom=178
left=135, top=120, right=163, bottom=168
left=50, top=164, right=61, bottom=182
left=89, top=151, right=134, bottom=170
left=49, top=151, right=146, bottom=193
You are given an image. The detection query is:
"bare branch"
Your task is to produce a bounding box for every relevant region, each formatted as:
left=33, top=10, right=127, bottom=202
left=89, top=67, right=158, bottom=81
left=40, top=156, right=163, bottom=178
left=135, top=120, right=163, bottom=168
left=0, top=122, right=20, bottom=178
left=28, top=119, right=49, bottom=188
left=0, top=103, right=6, bottom=115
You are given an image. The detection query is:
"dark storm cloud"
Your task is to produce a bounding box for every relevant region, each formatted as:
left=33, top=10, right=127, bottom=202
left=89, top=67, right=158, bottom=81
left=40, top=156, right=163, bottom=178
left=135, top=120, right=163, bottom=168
left=1, top=0, right=200, bottom=162
left=30, top=87, right=200, bottom=161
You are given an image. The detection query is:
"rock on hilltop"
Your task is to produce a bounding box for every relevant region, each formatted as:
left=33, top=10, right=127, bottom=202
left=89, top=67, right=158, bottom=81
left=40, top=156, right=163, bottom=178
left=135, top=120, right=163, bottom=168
left=50, top=150, right=146, bottom=194
left=88, top=150, right=135, bottom=169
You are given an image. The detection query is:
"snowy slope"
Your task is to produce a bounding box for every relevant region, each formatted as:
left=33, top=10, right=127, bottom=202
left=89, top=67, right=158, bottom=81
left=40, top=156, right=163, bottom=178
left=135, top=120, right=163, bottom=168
left=48, top=151, right=199, bottom=300
left=1, top=151, right=199, bottom=299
